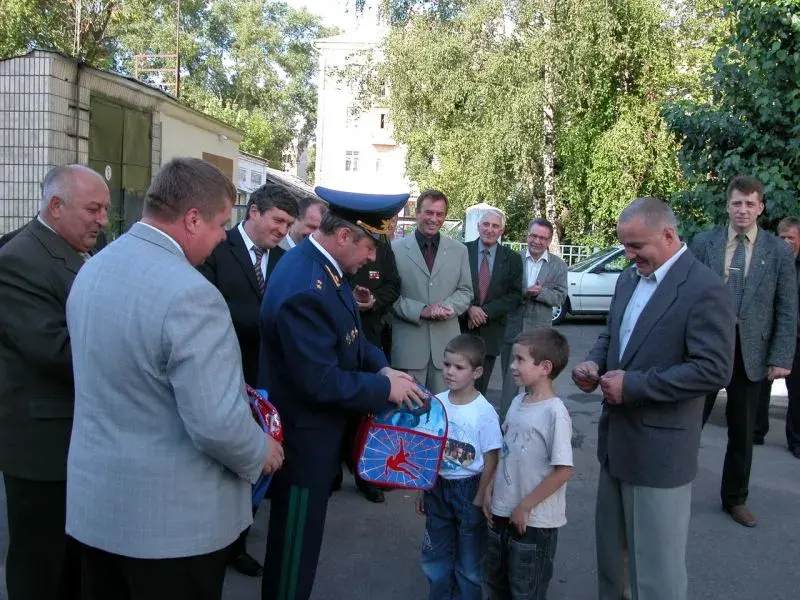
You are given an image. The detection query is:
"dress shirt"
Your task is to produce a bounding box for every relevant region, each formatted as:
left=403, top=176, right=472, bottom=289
left=238, top=222, right=268, bottom=280
left=310, top=234, right=343, bottom=277
left=524, top=250, right=549, bottom=288
left=619, top=244, right=688, bottom=359
left=724, top=223, right=758, bottom=280
left=284, top=234, right=297, bottom=249
left=477, top=240, right=498, bottom=274
left=415, top=229, right=440, bottom=260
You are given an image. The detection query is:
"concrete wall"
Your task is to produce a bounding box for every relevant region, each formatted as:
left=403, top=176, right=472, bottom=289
left=159, top=111, right=239, bottom=173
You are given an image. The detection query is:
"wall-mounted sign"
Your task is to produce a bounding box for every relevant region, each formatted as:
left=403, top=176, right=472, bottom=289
left=104, top=165, right=112, bottom=181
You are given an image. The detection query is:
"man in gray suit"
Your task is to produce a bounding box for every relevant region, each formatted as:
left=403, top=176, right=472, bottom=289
left=66, top=158, right=284, bottom=600
left=499, top=218, right=568, bottom=415
left=691, top=175, right=797, bottom=527
left=392, top=189, right=473, bottom=393
left=572, top=197, right=735, bottom=600
left=0, top=165, right=109, bottom=600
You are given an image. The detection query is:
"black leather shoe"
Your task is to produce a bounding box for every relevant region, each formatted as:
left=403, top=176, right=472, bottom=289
left=228, top=552, right=263, bottom=577
left=791, top=447, right=800, bottom=459
left=753, top=437, right=765, bottom=446
left=356, top=479, right=386, bottom=503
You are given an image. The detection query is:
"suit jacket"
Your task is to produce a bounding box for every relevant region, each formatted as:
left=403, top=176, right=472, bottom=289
left=259, top=238, right=392, bottom=488
left=504, top=250, right=568, bottom=342
left=0, top=223, right=108, bottom=251
left=0, top=219, right=87, bottom=481
left=690, top=227, right=798, bottom=381
left=460, top=241, right=523, bottom=355
left=65, top=222, right=267, bottom=558
left=586, top=250, right=736, bottom=488
left=198, top=226, right=285, bottom=385
left=391, top=233, right=474, bottom=370
left=348, top=241, right=401, bottom=347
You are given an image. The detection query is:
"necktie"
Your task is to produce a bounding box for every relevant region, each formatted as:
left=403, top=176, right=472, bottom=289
left=478, top=249, right=491, bottom=304
left=423, top=242, right=435, bottom=272
left=79, top=252, right=91, bottom=263
left=252, top=245, right=266, bottom=295
left=727, top=234, right=746, bottom=317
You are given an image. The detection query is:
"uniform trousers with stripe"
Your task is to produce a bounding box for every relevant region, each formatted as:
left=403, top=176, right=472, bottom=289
left=262, top=476, right=330, bottom=600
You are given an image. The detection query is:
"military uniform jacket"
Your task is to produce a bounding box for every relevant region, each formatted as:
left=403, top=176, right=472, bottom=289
left=348, top=241, right=401, bottom=347
left=258, top=238, right=393, bottom=487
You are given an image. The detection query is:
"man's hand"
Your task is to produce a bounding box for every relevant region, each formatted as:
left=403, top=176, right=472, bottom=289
left=262, top=436, right=284, bottom=475
left=525, top=282, right=543, bottom=297
left=510, top=500, right=532, bottom=535
left=415, top=492, right=426, bottom=516
left=436, top=304, right=456, bottom=320
left=599, top=370, right=625, bottom=405
left=572, top=361, right=601, bottom=393
left=421, top=304, right=455, bottom=320
left=382, top=367, right=426, bottom=409
left=767, top=366, right=791, bottom=380
left=353, top=285, right=375, bottom=312
left=482, top=485, right=494, bottom=524
left=467, top=306, right=488, bottom=329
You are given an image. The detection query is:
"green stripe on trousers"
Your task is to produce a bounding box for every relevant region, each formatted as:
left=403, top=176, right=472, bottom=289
left=277, top=485, right=310, bottom=600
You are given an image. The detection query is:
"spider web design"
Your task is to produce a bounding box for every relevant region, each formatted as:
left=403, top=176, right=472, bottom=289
left=358, top=428, right=443, bottom=489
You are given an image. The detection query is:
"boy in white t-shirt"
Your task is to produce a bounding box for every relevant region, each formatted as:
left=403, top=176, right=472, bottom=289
left=483, top=328, right=574, bottom=599
left=415, top=334, right=503, bottom=600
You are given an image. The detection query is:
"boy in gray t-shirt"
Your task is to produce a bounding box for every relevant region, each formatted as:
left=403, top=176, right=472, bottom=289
left=483, top=329, right=574, bottom=599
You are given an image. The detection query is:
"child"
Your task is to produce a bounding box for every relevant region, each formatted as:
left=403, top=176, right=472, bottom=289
left=483, top=329, right=574, bottom=599
left=416, top=334, right=503, bottom=600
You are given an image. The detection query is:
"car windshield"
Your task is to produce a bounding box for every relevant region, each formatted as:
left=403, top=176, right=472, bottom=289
left=569, top=247, right=618, bottom=272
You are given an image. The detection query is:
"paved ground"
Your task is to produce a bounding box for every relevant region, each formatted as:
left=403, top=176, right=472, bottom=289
left=2, top=319, right=799, bottom=599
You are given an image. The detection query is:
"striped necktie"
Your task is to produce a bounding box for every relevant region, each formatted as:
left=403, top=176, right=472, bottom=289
left=727, top=234, right=746, bottom=317
left=252, top=245, right=266, bottom=295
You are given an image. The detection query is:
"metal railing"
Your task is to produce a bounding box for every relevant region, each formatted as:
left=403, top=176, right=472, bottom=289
left=501, top=242, right=600, bottom=266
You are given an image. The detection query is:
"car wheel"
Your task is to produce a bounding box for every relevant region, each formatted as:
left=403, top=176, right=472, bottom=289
left=552, top=300, right=569, bottom=325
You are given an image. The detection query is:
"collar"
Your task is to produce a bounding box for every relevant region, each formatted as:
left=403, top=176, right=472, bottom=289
left=640, top=243, right=687, bottom=282
left=526, top=249, right=549, bottom=263
left=478, top=239, right=497, bottom=256
left=37, top=214, right=58, bottom=235
left=284, top=234, right=297, bottom=248
left=415, top=229, right=440, bottom=247
left=727, top=223, right=758, bottom=244
left=310, top=234, right=343, bottom=277
left=237, top=221, right=260, bottom=253
left=138, top=222, right=185, bottom=255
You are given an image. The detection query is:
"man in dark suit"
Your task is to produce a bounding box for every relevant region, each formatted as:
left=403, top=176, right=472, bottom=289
left=777, top=216, right=800, bottom=458
left=573, top=197, right=735, bottom=600
left=461, top=207, right=522, bottom=394
left=259, top=187, right=425, bottom=600
left=345, top=218, right=401, bottom=503
left=1, top=221, right=108, bottom=250
left=199, top=181, right=298, bottom=576
left=0, top=164, right=110, bottom=600
left=691, top=176, right=797, bottom=527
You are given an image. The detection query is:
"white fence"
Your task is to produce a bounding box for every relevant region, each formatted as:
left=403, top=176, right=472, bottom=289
left=501, top=242, right=600, bottom=266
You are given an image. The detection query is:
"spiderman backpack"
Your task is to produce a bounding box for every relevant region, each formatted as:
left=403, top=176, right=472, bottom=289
left=354, top=384, right=448, bottom=490
left=246, top=386, right=283, bottom=508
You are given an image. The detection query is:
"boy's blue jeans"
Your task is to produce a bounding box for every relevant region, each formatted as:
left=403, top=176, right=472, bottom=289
left=483, top=517, right=559, bottom=600
left=421, top=475, right=484, bottom=600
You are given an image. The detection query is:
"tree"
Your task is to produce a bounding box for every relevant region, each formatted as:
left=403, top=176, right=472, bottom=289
left=663, top=0, right=800, bottom=235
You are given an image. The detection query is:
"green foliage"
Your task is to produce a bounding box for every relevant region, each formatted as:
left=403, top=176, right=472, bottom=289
left=0, top=0, right=332, bottom=166
left=664, top=0, right=800, bottom=236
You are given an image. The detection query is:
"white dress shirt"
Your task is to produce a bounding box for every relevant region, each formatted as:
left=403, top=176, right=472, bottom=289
left=284, top=234, right=297, bottom=249
left=310, top=234, right=343, bottom=277
left=524, top=250, right=550, bottom=288
left=238, top=222, right=268, bottom=280
left=618, top=244, right=688, bottom=359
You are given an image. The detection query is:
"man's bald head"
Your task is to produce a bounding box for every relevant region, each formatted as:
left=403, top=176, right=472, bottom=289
left=618, top=196, right=678, bottom=231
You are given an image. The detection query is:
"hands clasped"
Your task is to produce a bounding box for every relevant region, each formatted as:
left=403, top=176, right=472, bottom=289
left=571, top=362, right=625, bottom=404
left=421, top=304, right=455, bottom=320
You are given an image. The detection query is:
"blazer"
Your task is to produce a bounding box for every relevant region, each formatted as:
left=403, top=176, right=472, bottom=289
left=391, top=233, right=474, bottom=370
left=460, top=241, right=523, bottom=356
left=0, top=219, right=87, bottom=481
left=504, top=250, right=568, bottom=342
left=690, top=227, right=797, bottom=381
left=0, top=223, right=108, bottom=251
left=259, top=238, right=392, bottom=488
left=65, top=223, right=268, bottom=559
left=348, top=240, right=401, bottom=347
left=586, top=250, right=736, bottom=488
left=198, top=225, right=285, bottom=385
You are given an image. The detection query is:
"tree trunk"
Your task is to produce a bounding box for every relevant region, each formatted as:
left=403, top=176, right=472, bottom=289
left=541, top=1, right=559, bottom=251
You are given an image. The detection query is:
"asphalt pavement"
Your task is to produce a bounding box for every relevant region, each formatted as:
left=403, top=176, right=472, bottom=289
left=2, top=319, right=799, bottom=599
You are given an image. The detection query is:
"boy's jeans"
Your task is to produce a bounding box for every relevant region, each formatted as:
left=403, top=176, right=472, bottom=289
left=484, top=517, right=559, bottom=600
left=421, top=475, right=484, bottom=600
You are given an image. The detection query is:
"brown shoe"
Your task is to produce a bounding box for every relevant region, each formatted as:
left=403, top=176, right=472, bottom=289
left=724, top=504, right=757, bottom=527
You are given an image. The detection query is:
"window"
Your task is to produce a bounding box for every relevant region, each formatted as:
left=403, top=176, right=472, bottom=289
left=345, top=106, right=359, bottom=128
left=239, top=168, right=246, bottom=182
left=251, top=171, right=262, bottom=185
left=345, top=151, right=360, bottom=172
left=375, top=157, right=382, bottom=172
left=379, top=112, right=387, bottom=129
left=379, top=79, right=388, bottom=97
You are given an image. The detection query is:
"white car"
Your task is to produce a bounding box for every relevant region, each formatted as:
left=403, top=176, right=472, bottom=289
left=552, top=246, right=628, bottom=324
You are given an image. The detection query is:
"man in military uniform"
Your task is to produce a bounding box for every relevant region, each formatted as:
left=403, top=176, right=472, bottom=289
left=258, top=187, right=425, bottom=600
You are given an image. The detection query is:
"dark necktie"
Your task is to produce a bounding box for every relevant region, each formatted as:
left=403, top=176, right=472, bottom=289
left=423, top=241, right=435, bottom=272
left=478, top=249, right=491, bottom=304
left=252, top=245, right=266, bottom=295
left=727, top=234, right=746, bottom=316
